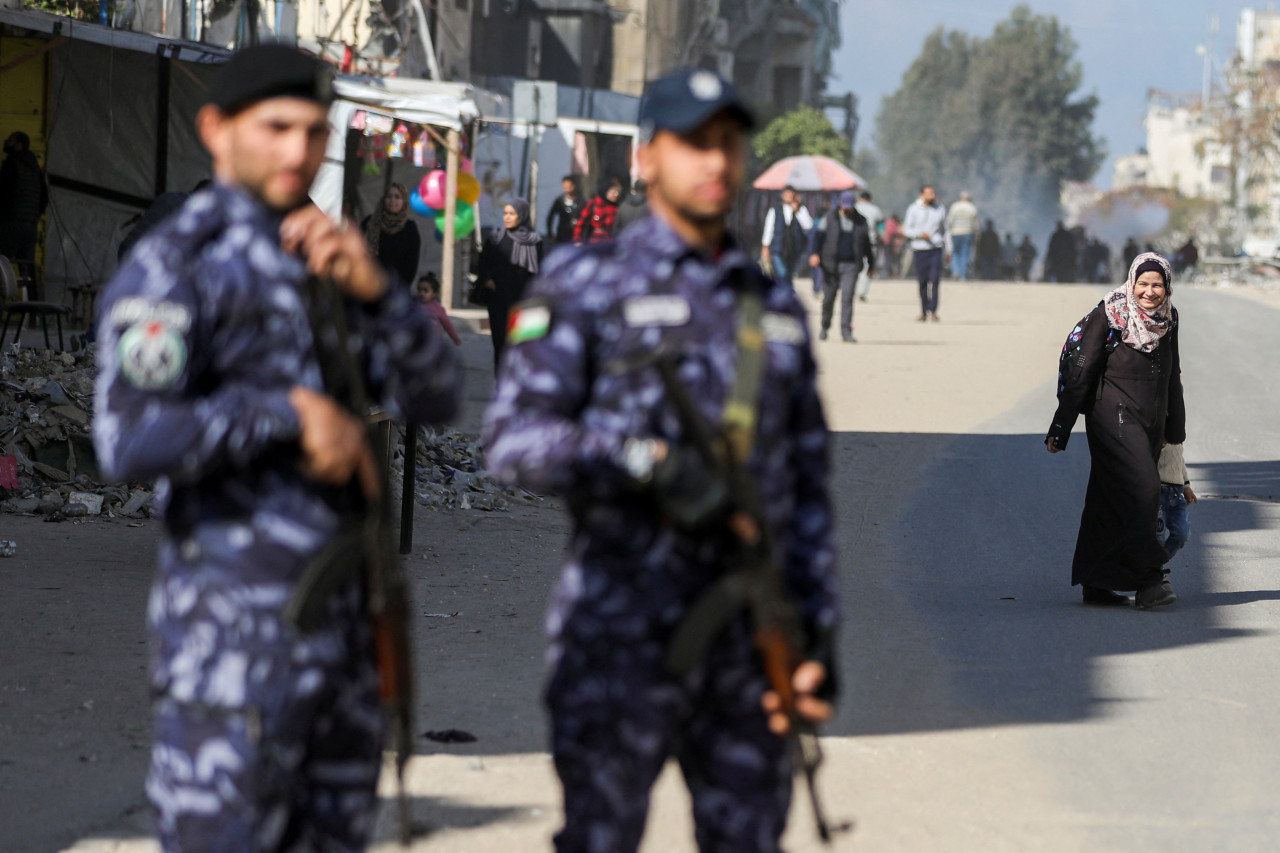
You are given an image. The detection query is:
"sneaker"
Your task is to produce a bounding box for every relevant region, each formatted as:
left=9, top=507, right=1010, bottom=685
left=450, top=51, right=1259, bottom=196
left=858, top=295, right=868, bottom=302
left=930, top=313, right=941, bottom=322
left=842, top=333, right=856, bottom=343
left=916, top=315, right=927, bottom=322
left=1136, top=579, right=1177, bottom=609
left=818, top=329, right=828, bottom=341
left=1082, top=586, right=1129, bottom=607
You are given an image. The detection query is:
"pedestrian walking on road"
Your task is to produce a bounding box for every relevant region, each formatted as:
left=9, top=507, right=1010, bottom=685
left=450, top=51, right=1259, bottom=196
left=546, top=175, right=583, bottom=246
left=1016, top=234, right=1038, bottom=282
left=93, top=44, right=461, bottom=851
left=574, top=177, right=622, bottom=244
left=760, top=184, right=813, bottom=289
left=810, top=189, right=875, bottom=342
left=946, top=191, right=979, bottom=280
left=1045, top=220, right=1077, bottom=282
left=975, top=219, right=1001, bottom=280
left=362, top=182, right=422, bottom=288
left=484, top=67, right=838, bottom=853
left=479, top=197, right=544, bottom=371
left=855, top=190, right=883, bottom=301
left=614, top=178, right=650, bottom=233
left=1046, top=253, right=1185, bottom=609
left=903, top=184, right=947, bottom=321
left=1156, top=442, right=1197, bottom=562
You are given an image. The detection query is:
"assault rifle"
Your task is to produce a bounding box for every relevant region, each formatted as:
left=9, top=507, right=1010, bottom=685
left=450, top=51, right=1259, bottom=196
left=648, top=354, right=837, bottom=844
left=285, top=274, right=415, bottom=846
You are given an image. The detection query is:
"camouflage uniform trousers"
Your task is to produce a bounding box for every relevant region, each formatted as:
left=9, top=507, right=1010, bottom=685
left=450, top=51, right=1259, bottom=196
left=146, top=530, right=385, bottom=852
left=548, top=619, right=792, bottom=853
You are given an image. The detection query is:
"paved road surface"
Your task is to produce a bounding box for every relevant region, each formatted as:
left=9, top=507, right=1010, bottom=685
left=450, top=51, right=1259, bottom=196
left=13, top=279, right=1278, bottom=852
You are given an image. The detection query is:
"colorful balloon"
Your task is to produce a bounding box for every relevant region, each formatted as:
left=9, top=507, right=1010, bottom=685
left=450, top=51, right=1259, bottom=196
left=456, top=172, right=481, bottom=206
left=408, top=190, right=434, bottom=217
left=434, top=202, right=476, bottom=239
left=419, top=170, right=447, bottom=210
left=460, top=156, right=473, bottom=174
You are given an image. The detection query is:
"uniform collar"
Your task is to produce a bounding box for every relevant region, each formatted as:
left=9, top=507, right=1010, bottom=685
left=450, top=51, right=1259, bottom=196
left=212, top=180, right=289, bottom=233
left=620, top=211, right=753, bottom=283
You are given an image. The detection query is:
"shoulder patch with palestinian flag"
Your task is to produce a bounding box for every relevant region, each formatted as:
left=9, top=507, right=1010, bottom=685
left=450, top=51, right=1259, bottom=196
left=507, top=298, right=553, bottom=345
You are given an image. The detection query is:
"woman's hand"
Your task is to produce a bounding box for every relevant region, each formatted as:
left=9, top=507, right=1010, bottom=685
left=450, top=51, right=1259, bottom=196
left=1045, top=437, right=1062, bottom=454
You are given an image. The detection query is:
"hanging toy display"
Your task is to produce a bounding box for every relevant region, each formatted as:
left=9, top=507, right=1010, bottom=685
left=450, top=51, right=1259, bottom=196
left=388, top=124, right=408, bottom=159
left=412, top=135, right=426, bottom=168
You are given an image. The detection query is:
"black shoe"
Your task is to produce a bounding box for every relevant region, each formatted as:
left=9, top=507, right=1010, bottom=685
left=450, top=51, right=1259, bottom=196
left=1136, top=580, right=1177, bottom=609
left=858, top=295, right=868, bottom=302
left=1082, top=586, right=1129, bottom=607
left=842, top=332, right=856, bottom=343
left=818, top=329, right=829, bottom=341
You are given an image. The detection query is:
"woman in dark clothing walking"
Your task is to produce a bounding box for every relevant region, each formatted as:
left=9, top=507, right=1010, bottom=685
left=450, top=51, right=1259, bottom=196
left=479, top=197, right=543, bottom=371
left=362, top=183, right=421, bottom=286
left=1047, top=253, right=1185, bottom=609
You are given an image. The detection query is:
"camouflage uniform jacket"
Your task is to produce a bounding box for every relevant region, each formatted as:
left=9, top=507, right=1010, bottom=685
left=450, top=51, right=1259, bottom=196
left=95, top=182, right=460, bottom=576
left=483, top=214, right=837, bottom=658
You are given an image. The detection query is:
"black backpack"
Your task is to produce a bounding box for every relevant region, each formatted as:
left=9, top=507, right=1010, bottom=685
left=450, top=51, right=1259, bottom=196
left=1058, top=300, right=1119, bottom=405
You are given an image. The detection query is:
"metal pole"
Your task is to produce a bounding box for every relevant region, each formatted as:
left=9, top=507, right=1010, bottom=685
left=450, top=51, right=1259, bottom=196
left=529, top=87, right=541, bottom=218
left=399, top=422, right=417, bottom=554
left=441, top=128, right=459, bottom=309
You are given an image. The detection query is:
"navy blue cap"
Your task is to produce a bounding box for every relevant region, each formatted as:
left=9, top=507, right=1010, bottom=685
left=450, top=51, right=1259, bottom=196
left=210, top=44, right=335, bottom=115
left=637, top=69, right=755, bottom=141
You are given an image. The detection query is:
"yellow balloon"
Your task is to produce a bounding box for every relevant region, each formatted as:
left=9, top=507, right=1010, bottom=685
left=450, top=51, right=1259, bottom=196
left=457, top=172, right=482, bottom=206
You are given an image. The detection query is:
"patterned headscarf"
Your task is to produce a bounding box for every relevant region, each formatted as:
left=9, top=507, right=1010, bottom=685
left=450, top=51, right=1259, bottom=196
left=364, top=183, right=410, bottom=256
left=1104, top=251, right=1174, bottom=353
left=498, top=197, right=542, bottom=275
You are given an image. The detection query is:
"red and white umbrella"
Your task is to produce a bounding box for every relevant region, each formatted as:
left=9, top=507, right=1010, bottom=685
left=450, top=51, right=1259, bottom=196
left=752, top=155, right=865, bottom=191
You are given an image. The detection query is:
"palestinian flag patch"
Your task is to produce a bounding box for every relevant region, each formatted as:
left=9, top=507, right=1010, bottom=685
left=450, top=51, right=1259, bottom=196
left=508, top=300, right=552, bottom=344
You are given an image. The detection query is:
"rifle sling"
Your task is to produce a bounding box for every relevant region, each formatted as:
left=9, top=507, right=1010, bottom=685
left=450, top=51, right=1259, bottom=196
left=721, top=287, right=767, bottom=464
left=663, top=283, right=775, bottom=677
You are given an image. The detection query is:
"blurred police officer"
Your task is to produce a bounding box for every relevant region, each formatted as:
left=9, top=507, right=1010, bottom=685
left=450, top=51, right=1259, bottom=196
left=483, top=68, right=839, bottom=852
left=94, top=45, right=460, bottom=851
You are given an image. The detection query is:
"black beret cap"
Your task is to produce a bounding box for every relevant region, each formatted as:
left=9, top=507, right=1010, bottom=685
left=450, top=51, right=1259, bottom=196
left=637, top=68, right=754, bottom=142
left=209, top=44, right=335, bottom=114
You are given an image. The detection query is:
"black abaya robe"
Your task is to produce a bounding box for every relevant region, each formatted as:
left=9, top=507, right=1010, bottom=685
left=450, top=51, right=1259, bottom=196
left=478, top=232, right=543, bottom=371
left=1047, top=303, right=1185, bottom=591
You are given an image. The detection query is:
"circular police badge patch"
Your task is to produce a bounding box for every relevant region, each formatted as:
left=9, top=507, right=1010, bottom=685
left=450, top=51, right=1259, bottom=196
left=118, top=321, right=187, bottom=390
left=689, top=71, right=723, bottom=101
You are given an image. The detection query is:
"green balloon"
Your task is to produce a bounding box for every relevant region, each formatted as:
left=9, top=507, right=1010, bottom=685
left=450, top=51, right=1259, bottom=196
left=435, top=203, right=476, bottom=238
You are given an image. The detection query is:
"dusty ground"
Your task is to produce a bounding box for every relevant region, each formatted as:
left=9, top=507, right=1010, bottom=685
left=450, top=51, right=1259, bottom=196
left=4, top=276, right=1276, bottom=852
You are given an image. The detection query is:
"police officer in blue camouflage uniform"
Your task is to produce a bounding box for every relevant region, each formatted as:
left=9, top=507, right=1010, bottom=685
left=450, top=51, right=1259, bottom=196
left=483, top=68, right=839, bottom=852
left=93, top=45, right=460, bottom=851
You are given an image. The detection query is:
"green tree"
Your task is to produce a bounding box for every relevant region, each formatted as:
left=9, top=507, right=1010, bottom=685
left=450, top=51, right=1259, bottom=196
left=751, top=106, right=851, bottom=170
left=873, top=6, right=1104, bottom=242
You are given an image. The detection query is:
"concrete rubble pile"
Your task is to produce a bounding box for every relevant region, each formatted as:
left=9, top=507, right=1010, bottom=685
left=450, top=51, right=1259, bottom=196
left=0, top=347, right=155, bottom=520
left=391, top=425, right=540, bottom=512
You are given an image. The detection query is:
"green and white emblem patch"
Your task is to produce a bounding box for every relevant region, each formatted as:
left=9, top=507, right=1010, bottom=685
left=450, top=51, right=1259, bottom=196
left=118, top=321, right=187, bottom=390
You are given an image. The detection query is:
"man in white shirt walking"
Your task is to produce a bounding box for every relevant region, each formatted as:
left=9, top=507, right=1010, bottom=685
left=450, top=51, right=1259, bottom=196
left=854, top=190, right=883, bottom=302
left=903, top=184, right=947, bottom=321
left=760, top=185, right=813, bottom=289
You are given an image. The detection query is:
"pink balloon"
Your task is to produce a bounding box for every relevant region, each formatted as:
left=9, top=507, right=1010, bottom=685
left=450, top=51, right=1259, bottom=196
left=461, top=157, right=473, bottom=174
left=419, top=170, right=448, bottom=210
